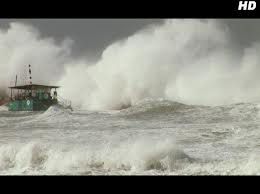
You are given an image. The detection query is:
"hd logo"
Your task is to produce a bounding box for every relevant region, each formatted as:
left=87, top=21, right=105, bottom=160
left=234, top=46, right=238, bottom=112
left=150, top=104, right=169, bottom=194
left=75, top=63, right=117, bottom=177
left=238, top=1, right=256, bottom=10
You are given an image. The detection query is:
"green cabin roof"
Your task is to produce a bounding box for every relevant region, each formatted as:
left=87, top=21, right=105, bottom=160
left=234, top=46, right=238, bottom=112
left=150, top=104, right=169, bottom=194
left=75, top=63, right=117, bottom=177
left=9, top=84, right=60, bottom=90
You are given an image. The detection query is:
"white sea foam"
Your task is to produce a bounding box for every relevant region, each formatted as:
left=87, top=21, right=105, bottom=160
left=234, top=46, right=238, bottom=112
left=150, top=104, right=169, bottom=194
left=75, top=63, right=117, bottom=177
left=0, top=138, right=193, bottom=175
left=0, top=101, right=260, bottom=175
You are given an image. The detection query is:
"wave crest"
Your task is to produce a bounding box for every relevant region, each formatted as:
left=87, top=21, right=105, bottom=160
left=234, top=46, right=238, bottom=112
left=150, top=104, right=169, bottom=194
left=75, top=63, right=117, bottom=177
left=0, top=138, right=193, bottom=175
left=119, top=98, right=196, bottom=115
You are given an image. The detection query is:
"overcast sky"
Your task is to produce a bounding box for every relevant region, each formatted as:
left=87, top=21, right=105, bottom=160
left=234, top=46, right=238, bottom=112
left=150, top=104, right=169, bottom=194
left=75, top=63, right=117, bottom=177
left=0, top=19, right=260, bottom=58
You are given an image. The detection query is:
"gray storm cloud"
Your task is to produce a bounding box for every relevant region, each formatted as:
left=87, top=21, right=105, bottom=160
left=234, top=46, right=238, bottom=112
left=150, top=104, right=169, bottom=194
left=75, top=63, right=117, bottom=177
left=2, top=20, right=260, bottom=110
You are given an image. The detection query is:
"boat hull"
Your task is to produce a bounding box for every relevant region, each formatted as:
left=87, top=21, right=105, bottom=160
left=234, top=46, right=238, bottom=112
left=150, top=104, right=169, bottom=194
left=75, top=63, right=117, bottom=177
left=8, top=99, right=58, bottom=111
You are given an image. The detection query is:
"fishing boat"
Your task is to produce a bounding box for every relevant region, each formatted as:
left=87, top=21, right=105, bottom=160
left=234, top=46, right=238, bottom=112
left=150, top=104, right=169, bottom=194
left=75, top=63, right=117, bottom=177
left=7, top=65, right=71, bottom=111
left=8, top=84, right=60, bottom=111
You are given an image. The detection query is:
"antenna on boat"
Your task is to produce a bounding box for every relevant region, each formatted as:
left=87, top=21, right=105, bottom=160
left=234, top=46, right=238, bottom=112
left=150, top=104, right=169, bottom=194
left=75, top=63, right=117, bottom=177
left=15, top=75, right=17, bottom=86
left=10, top=75, right=17, bottom=100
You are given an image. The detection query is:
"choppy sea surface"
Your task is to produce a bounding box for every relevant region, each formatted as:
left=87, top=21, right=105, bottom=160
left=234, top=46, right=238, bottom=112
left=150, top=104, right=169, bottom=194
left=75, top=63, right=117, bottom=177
left=0, top=99, right=259, bottom=175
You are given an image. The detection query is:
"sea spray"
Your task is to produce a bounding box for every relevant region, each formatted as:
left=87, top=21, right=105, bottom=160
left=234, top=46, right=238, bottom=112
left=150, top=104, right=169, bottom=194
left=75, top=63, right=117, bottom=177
left=58, top=20, right=260, bottom=110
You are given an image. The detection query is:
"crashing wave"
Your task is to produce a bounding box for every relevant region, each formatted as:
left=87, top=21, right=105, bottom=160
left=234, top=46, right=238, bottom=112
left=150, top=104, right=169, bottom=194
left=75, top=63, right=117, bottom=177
left=0, top=139, right=194, bottom=175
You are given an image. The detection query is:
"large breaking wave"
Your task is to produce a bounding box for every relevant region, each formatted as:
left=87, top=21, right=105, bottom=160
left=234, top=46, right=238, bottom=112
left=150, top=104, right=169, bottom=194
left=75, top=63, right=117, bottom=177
left=2, top=20, right=260, bottom=110
left=0, top=139, right=193, bottom=175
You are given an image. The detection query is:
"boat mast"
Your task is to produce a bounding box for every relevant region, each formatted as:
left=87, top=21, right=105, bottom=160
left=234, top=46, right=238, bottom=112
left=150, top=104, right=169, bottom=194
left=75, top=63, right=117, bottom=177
left=28, top=64, right=32, bottom=96
left=15, top=75, right=17, bottom=86
left=28, top=64, right=32, bottom=85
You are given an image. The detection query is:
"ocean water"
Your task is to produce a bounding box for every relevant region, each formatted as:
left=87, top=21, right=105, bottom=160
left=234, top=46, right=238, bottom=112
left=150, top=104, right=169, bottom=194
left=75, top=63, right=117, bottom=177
left=0, top=99, right=259, bottom=175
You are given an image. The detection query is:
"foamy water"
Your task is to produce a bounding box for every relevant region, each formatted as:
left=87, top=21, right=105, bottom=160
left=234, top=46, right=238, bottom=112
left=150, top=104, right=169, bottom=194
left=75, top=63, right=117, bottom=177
left=0, top=100, right=259, bottom=175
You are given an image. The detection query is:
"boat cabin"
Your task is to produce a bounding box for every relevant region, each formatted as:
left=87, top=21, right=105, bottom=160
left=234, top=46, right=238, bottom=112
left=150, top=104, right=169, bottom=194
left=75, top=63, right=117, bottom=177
left=8, top=84, right=60, bottom=111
